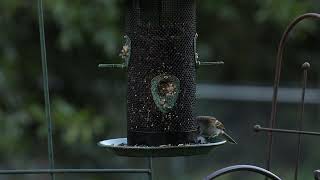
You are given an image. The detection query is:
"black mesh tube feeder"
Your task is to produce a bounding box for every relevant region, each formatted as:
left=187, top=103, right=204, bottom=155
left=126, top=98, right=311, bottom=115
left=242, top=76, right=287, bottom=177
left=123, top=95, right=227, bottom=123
left=99, top=0, right=225, bottom=157
left=125, top=0, right=198, bottom=146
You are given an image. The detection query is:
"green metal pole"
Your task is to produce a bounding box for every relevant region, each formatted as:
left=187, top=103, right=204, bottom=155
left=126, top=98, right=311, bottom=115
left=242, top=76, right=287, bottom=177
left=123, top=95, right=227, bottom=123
left=0, top=169, right=151, bottom=175
left=148, top=158, right=153, bottom=180
left=37, top=0, right=55, bottom=179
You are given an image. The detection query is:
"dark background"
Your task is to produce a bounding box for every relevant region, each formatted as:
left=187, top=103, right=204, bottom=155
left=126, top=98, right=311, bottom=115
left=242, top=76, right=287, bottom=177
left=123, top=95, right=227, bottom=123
left=0, top=0, right=320, bottom=179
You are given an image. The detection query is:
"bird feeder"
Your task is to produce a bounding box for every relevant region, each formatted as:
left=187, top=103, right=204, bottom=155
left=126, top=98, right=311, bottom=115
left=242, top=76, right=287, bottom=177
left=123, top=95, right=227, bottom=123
left=99, top=0, right=225, bottom=157
left=126, top=0, right=198, bottom=146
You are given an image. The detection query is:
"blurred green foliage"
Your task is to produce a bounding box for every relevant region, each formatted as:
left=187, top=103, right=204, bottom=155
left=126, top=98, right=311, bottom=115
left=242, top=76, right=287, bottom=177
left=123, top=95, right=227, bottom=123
left=0, top=0, right=320, bottom=180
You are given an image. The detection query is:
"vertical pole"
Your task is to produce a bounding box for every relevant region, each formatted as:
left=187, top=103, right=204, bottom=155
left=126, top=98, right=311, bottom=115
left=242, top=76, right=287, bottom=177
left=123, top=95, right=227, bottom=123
left=294, top=62, right=310, bottom=180
left=148, top=158, right=153, bottom=180
left=314, top=170, right=320, bottom=180
left=37, top=0, right=55, bottom=179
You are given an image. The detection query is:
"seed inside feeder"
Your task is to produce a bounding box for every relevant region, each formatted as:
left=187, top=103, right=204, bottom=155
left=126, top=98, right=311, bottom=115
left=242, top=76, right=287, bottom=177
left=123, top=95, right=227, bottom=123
left=158, top=80, right=177, bottom=97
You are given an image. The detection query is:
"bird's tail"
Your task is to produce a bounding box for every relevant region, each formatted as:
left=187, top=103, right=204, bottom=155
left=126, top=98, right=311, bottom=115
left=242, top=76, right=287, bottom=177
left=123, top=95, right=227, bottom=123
left=222, top=132, right=237, bottom=144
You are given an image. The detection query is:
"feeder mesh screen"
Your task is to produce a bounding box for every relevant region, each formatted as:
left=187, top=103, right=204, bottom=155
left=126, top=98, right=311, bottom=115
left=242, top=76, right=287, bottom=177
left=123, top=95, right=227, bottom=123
left=126, top=0, right=197, bottom=145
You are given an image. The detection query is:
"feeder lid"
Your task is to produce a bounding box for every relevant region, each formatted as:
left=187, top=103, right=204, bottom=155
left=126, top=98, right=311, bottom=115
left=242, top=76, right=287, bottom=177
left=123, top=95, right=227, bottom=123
left=98, top=138, right=226, bottom=157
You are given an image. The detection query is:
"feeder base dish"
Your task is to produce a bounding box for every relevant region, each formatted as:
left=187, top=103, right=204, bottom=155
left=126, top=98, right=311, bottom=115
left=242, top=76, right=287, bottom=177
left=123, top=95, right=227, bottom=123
left=98, top=138, right=226, bottom=157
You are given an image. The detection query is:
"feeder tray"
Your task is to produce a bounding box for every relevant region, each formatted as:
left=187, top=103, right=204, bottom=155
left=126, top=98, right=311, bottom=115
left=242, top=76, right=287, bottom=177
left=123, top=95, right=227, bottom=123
left=98, top=138, right=226, bottom=157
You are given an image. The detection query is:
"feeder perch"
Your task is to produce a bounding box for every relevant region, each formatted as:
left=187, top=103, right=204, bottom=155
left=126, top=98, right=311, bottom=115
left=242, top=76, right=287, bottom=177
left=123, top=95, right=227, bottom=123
left=99, top=0, right=226, bottom=157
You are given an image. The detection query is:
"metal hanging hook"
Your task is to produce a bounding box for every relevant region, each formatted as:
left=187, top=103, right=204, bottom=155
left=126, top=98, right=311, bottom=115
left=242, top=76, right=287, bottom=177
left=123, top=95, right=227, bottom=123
left=249, top=13, right=320, bottom=179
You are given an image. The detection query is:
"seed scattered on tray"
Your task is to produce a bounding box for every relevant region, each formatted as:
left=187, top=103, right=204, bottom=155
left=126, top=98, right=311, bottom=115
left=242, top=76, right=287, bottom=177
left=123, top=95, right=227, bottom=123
left=114, top=142, right=210, bottom=148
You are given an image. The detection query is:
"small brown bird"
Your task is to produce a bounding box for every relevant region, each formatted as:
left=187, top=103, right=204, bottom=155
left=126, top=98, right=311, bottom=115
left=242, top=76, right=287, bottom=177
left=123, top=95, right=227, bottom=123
left=119, top=45, right=130, bottom=59
left=196, top=116, right=237, bottom=144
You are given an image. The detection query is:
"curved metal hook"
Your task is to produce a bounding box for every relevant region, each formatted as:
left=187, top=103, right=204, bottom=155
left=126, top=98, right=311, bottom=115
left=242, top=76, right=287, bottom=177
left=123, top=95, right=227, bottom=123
left=266, top=13, right=320, bottom=171
left=204, top=165, right=281, bottom=180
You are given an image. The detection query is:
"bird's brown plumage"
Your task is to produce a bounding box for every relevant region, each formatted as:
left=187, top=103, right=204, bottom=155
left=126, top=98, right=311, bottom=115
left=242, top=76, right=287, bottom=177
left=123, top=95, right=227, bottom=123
left=196, top=116, right=237, bottom=144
